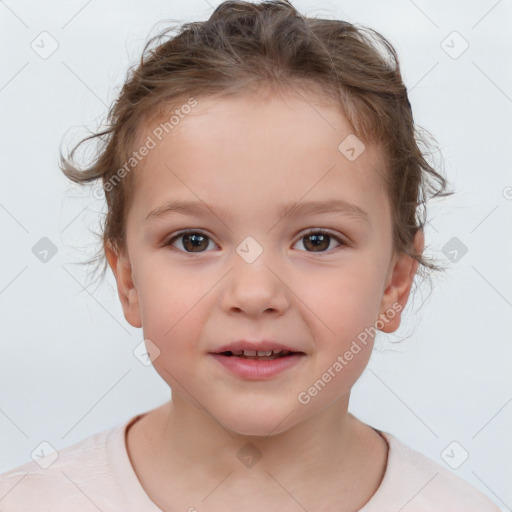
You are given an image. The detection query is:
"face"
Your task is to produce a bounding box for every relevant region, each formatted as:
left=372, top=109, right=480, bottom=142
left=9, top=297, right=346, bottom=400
left=107, top=88, right=422, bottom=436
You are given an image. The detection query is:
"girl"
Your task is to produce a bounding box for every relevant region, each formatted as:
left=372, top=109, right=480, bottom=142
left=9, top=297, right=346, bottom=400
left=0, top=1, right=502, bottom=510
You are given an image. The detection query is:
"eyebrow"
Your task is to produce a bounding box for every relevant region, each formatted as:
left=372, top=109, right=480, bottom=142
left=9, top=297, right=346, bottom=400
left=144, top=198, right=371, bottom=225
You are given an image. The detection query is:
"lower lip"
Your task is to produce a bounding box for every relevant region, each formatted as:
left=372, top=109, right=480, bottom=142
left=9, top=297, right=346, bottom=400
left=209, top=353, right=305, bottom=379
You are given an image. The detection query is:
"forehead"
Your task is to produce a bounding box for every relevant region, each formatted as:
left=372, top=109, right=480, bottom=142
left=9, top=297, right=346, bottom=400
left=129, top=91, right=389, bottom=225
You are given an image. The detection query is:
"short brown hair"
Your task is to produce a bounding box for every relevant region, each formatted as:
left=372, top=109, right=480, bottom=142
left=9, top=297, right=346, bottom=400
left=60, top=0, right=452, bottom=287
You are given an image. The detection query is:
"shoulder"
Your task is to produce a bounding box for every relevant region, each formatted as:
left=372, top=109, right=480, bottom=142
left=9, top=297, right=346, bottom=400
left=362, top=431, right=501, bottom=512
left=0, top=421, right=124, bottom=512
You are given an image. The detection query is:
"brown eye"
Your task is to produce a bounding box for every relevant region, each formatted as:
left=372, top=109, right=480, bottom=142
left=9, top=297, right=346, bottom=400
left=295, top=230, right=344, bottom=253
left=166, top=231, right=215, bottom=252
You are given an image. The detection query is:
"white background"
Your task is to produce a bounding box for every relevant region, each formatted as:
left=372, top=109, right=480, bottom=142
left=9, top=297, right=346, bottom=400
left=0, top=0, right=511, bottom=509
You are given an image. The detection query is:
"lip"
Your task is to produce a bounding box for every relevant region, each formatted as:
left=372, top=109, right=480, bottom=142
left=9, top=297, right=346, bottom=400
left=211, top=340, right=304, bottom=354
left=209, top=352, right=305, bottom=380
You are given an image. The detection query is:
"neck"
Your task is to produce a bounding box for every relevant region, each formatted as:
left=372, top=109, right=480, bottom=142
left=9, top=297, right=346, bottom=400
left=161, top=393, right=352, bottom=474
left=126, top=394, right=388, bottom=510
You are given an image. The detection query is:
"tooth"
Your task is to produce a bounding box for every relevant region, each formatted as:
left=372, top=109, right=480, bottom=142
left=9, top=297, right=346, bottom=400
left=231, top=349, right=291, bottom=358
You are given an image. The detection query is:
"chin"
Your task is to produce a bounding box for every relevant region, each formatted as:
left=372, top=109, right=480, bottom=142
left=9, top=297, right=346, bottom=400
left=227, top=421, right=287, bottom=438
left=219, top=406, right=302, bottom=438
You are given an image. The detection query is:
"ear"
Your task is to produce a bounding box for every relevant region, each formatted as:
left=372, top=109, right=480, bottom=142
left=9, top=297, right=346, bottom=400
left=105, top=241, right=142, bottom=328
left=377, top=229, right=424, bottom=333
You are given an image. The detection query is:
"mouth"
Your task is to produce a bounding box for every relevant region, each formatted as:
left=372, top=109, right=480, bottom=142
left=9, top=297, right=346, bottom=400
left=209, top=349, right=306, bottom=379
left=215, top=349, right=303, bottom=361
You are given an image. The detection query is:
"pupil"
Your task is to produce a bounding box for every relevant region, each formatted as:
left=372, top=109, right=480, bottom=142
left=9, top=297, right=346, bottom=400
left=305, top=233, right=328, bottom=252
left=184, top=234, right=207, bottom=252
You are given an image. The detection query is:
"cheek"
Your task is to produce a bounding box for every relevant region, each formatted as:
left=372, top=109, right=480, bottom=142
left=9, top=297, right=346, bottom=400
left=136, top=256, right=197, bottom=321
left=302, top=263, right=384, bottom=337
left=135, top=264, right=219, bottom=363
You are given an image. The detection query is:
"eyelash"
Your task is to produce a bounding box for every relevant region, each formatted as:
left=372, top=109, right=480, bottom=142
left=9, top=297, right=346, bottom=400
left=164, top=229, right=347, bottom=254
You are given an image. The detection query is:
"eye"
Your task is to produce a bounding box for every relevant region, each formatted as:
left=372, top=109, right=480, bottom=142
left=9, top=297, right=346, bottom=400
left=165, top=230, right=217, bottom=253
left=165, top=229, right=346, bottom=254
left=293, top=229, right=345, bottom=253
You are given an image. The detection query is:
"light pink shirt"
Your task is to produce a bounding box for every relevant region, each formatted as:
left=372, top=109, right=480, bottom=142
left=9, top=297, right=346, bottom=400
left=0, top=414, right=501, bottom=511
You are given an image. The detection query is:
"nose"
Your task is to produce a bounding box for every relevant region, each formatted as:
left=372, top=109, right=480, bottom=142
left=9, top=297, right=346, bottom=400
left=220, top=253, right=290, bottom=317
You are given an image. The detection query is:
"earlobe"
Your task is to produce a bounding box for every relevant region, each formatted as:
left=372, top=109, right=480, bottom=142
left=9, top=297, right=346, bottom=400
left=105, top=240, right=142, bottom=329
left=378, top=229, right=424, bottom=333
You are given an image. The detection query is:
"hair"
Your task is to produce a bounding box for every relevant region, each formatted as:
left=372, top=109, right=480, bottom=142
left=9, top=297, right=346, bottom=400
left=60, top=0, right=453, bottom=292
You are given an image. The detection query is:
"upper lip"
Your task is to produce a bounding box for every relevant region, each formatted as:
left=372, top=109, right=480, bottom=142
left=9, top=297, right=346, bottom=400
left=211, top=340, right=304, bottom=354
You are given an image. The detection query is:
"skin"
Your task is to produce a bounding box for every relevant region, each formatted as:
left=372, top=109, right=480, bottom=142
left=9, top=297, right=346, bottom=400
left=106, top=86, right=424, bottom=511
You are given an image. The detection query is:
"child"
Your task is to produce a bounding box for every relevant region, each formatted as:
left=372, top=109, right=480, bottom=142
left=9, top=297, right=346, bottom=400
left=0, top=1, right=502, bottom=510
